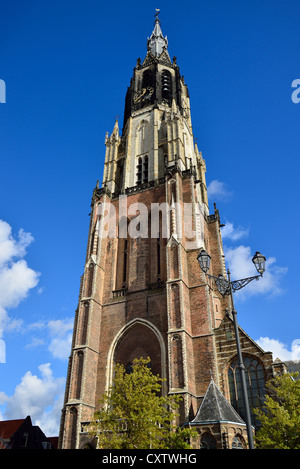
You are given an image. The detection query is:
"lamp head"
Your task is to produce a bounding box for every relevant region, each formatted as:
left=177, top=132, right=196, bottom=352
left=197, top=249, right=211, bottom=273
left=252, top=251, right=266, bottom=275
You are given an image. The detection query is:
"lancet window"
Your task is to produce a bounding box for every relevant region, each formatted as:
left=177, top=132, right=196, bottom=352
left=228, top=355, right=266, bottom=426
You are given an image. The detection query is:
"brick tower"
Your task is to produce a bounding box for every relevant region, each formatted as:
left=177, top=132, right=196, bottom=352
left=59, top=14, right=282, bottom=449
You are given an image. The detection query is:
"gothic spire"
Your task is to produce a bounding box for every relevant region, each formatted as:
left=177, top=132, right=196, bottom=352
left=147, top=9, right=168, bottom=57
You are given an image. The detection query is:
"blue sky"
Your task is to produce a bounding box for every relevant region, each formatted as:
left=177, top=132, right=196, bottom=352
left=0, top=0, right=299, bottom=436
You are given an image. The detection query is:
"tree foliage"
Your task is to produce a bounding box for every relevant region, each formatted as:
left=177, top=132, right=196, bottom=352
left=89, top=357, right=196, bottom=449
left=254, top=372, right=300, bottom=449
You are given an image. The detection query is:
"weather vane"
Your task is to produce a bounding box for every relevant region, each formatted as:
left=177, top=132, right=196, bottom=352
left=155, top=9, right=160, bottom=18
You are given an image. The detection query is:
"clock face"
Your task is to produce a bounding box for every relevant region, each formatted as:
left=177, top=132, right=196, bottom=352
left=133, top=86, right=154, bottom=103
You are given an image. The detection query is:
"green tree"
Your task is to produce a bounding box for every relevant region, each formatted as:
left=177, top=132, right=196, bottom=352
left=89, top=357, right=196, bottom=449
left=254, top=372, right=300, bottom=449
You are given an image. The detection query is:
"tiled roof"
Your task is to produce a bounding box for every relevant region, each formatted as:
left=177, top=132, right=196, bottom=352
left=0, top=419, right=25, bottom=439
left=285, top=360, right=300, bottom=379
left=191, top=379, right=245, bottom=425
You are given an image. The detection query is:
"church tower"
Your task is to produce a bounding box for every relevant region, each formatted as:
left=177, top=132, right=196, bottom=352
left=59, top=13, right=281, bottom=450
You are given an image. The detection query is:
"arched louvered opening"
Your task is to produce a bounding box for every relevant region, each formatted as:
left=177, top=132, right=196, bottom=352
left=142, top=69, right=155, bottom=89
left=161, top=70, right=172, bottom=103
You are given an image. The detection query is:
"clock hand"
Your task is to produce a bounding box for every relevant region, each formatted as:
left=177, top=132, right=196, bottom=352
left=133, top=88, right=147, bottom=103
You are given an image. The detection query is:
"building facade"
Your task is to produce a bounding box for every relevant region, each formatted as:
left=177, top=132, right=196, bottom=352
left=58, top=14, right=284, bottom=449
left=0, top=415, right=57, bottom=449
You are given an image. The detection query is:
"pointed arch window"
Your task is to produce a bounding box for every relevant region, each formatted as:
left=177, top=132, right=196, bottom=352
left=115, top=217, right=130, bottom=292
left=232, top=435, right=245, bottom=449
left=122, top=239, right=128, bottom=286
left=228, top=355, right=266, bottom=426
left=200, top=432, right=217, bottom=449
left=156, top=209, right=163, bottom=280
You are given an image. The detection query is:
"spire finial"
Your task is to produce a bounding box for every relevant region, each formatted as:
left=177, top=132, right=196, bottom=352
left=155, top=8, right=160, bottom=21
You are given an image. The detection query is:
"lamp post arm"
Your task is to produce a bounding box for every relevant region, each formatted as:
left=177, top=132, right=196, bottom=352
left=205, top=272, right=263, bottom=296
left=230, top=273, right=262, bottom=292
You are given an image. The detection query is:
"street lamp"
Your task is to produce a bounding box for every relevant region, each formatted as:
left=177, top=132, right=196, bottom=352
left=197, top=249, right=266, bottom=449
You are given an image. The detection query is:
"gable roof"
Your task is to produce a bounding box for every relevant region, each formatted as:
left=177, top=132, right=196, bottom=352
left=191, top=379, right=246, bottom=426
left=0, top=419, right=25, bottom=439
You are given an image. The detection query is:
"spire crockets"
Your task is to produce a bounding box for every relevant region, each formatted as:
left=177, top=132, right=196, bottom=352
left=147, top=9, right=168, bottom=57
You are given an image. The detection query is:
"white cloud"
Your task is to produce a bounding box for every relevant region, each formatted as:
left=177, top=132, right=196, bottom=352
left=0, top=220, right=40, bottom=338
left=27, top=321, right=46, bottom=331
left=0, top=259, right=39, bottom=311
left=1, top=363, right=65, bottom=436
left=224, top=245, right=287, bottom=299
left=47, top=318, right=73, bottom=360
left=47, top=318, right=73, bottom=337
left=25, top=318, right=73, bottom=361
left=221, top=221, right=249, bottom=241
left=256, top=337, right=300, bottom=362
left=207, top=179, right=233, bottom=201
left=0, top=221, right=34, bottom=266
left=25, top=337, right=45, bottom=349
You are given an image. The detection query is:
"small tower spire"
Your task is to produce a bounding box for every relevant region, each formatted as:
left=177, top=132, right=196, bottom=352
left=147, top=9, right=168, bottom=57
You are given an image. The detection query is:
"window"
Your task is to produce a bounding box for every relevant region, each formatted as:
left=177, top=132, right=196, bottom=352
left=137, top=157, right=142, bottom=185
left=123, top=239, right=128, bottom=286
left=200, top=432, right=217, bottom=449
left=42, top=441, right=51, bottom=449
left=22, top=432, right=29, bottom=448
left=228, top=356, right=266, bottom=426
left=136, top=156, right=148, bottom=185
left=156, top=210, right=162, bottom=280
left=143, top=155, right=148, bottom=182
left=232, top=435, right=245, bottom=449
left=116, top=217, right=130, bottom=291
